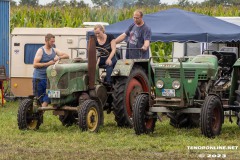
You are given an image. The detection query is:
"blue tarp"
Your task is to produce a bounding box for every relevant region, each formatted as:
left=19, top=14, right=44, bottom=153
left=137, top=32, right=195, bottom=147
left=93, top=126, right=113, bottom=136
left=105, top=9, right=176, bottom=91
left=87, top=8, right=240, bottom=43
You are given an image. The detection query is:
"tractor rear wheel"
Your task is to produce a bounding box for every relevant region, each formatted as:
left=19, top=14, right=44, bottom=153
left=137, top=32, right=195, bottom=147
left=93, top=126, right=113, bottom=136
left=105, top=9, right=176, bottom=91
left=78, top=100, right=101, bottom=132
left=17, top=98, right=42, bottom=130
left=200, top=95, right=224, bottom=138
left=112, top=66, right=149, bottom=127
left=133, top=94, right=157, bottom=135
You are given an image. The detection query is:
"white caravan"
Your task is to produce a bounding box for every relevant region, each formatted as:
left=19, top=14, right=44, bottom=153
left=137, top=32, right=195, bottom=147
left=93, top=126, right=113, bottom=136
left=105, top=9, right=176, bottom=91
left=10, top=27, right=93, bottom=97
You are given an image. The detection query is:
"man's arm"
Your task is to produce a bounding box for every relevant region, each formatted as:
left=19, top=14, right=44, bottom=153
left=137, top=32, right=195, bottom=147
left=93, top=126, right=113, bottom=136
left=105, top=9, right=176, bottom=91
left=33, top=48, right=55, bottom=68
left=54, top=48, right=69, bottom=59
left=115, top=33, right=127, bottom=44
left=141, top=40, right=150, bottom=51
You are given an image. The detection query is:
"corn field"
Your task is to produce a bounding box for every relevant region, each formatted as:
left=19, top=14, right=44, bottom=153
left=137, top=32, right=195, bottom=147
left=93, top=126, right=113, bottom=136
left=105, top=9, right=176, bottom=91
left=10, top=5, right=240, bottom=60
left=10, top=5, right=240, bottom=30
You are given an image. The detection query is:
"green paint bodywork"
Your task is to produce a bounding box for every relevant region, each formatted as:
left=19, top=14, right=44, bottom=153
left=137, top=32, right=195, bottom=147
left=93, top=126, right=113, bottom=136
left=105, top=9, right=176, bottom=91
left=152, top=55, right=219, bottom=106
left=112, top=59, right=148, bottom=77
left=46, top=59, right=99, bottom=105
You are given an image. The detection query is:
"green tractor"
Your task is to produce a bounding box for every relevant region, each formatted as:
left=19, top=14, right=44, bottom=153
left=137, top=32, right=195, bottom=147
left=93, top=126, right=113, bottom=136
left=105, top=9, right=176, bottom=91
left=133, top=47, right=240, bottom=138
left=17, top=36, right=150, bottom=131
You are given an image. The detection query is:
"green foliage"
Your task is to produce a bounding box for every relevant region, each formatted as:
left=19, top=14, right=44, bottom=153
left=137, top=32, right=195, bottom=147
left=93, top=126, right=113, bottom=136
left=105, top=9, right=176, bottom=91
left=151, top=42, right=172, bottom=63
left=9, top=5, right=240, bottom=56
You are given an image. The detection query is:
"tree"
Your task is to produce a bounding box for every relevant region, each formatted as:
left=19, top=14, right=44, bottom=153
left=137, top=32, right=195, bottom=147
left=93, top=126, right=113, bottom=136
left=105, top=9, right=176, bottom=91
left=135, top=0, right=160, bottom=6
left=46, top=0, right=68, bottom=7
left=91, top=0, right=159, bottom=7
left=10, top=0, right=17, bottom=6
left=70, top=0, right=88, bottom=7
left=177, top=0, right=191, bottom=7
left=19, top=0, right=39, bottom=6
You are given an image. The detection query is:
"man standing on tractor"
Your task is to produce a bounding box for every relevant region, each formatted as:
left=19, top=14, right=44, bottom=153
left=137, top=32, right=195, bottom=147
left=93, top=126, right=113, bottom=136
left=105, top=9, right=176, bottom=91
left=115, top=10, right=152, bottom=59
left=33, top=33, right=69, bottom=107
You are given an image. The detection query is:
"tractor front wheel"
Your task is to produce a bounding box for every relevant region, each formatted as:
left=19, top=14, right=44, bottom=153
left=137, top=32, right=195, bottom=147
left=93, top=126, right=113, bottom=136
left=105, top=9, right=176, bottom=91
left=200, top=95, right=224, bottom=138
left=78, top=100, right=101, bottom=132
left=133, top=94, right=157, bottom=135
left=17, top=98, right=42, bottom=130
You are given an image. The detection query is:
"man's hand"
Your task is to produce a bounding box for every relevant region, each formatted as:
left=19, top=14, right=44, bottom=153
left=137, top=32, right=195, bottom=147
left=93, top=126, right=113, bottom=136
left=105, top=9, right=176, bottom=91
left=141, top=45, right=147, bottom=51
left=48, top=60, right=55, bottom=66
left=54, top=55, right=60, bottom=62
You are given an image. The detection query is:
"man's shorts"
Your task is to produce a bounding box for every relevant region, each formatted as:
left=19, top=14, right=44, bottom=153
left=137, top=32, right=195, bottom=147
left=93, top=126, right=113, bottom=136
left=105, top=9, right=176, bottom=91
left=32, top=78, right=50, bottom=104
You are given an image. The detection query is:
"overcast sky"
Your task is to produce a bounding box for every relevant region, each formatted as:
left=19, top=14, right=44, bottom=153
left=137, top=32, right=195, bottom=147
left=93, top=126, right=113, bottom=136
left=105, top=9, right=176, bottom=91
left=15, top=0, right=206, bottom=6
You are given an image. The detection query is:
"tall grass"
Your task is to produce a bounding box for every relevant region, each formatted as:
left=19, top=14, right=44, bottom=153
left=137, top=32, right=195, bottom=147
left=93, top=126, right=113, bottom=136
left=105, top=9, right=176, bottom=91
left=0, top=101, right=239, bottom=159
left=10, top=5, right=240, bottom=31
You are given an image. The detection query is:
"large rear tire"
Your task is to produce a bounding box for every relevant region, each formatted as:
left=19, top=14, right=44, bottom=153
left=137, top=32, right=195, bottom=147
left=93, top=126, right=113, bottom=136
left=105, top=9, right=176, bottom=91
left=112, top=66, right=149, bottom=127
left=17, top=98, right=42, bottom=130
left=200, top=95, right=224, bottom=138
left=78, top=100, right=101, bottom=132
left=133, top=94, right=157, bottom=135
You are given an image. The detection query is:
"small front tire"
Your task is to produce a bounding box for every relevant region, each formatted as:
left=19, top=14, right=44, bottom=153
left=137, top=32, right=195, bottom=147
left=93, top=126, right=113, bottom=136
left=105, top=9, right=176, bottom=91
left=17, top=98, right=42, bottom=130
left=200, top=95, right=224, bottom=138
left=133, top=94, right=157, bottom=135
left=78, top=100, right=101, bottom=132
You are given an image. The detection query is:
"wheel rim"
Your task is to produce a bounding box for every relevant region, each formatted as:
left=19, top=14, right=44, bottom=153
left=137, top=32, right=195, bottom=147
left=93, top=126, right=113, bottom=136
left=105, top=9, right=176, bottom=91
left=26, top=106, right=38, bottom=130
left=126, top=75, right=148, bottom=117
left=145, top=118, right=154, bottom=129
left=87, top=107, right=98, bottom=132
left=212, top=106, right=221, bottom=131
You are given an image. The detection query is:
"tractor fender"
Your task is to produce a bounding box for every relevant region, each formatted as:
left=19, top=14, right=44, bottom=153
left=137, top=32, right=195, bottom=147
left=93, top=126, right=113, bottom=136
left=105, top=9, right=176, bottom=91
left=111, top=59, right=149, bottom=77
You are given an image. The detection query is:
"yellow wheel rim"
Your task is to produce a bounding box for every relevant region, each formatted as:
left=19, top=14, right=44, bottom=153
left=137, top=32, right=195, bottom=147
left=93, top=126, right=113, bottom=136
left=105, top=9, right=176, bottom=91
left=87, top=107, right=98, bottom=132
left=27, top=106, right=38, bottom=130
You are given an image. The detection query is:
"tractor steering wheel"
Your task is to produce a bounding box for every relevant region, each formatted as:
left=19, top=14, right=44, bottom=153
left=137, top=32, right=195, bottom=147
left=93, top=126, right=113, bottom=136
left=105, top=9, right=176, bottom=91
left=96, top=47, right=110, bottom=57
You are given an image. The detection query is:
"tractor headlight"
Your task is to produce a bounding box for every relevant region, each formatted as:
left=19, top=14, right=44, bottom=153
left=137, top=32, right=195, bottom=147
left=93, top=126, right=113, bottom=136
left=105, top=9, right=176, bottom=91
left=113, top=69, right=120, bottom=75
left=156, top=80, right=164, bottom=88
left=172, top=80, right=181, bottom=89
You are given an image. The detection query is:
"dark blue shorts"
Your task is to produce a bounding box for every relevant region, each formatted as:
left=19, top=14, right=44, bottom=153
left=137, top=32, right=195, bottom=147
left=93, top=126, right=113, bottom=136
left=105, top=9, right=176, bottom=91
left=32, top=78, right=50, bottom=104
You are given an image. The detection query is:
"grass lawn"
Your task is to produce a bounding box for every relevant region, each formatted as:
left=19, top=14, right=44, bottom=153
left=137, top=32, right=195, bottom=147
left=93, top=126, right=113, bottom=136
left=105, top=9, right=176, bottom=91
left=0, top=101, right=239, bottom=160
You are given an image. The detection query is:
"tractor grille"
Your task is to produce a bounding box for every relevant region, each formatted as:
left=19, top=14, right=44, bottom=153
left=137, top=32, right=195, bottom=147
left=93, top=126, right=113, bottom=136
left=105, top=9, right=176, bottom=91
left=155, top=68, right=195, bottom=79
left=58, top=73, right=68, bottom=89
left=184, top=70, right=195, bottom=78
left=155, top=69, right=180, bottom=78
left=70, top=71, right=83, bottom=79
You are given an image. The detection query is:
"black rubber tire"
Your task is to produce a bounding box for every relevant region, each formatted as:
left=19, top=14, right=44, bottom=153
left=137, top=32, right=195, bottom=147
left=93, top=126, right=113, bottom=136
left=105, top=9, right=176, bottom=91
left=133, top=94, right=157, bottom=135
left=112, top=66, right=149, bottom=127
left=59, top=111, right=78, bottom=127
left=78, top=100, right=101, bottom=132
left=167, top=113, right=199, bottom=128
left=200, top=95, right=224, bottom=138
left=17, top=98, right=42, bottom=130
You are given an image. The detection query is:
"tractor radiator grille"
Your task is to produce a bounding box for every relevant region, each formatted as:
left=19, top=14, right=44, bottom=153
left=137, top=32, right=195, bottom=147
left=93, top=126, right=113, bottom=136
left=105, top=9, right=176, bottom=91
left=184, top=70, right=195, bottom=78
left=58, top=73, right=68, bottom=89
left=155, top=69, right=180, bottom=78
left=70, top=71, right=83, bottom=79
left=155, top=68, right=195, bottom=78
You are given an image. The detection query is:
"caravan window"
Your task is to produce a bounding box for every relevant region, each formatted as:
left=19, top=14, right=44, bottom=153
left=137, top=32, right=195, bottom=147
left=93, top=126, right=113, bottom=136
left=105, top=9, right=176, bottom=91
left=24, top=44, right=44, bottom=64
